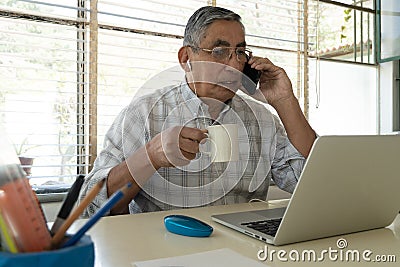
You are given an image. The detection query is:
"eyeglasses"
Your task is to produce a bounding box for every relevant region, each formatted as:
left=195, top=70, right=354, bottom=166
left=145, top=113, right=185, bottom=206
left=190, top=46, right=252, bottom=63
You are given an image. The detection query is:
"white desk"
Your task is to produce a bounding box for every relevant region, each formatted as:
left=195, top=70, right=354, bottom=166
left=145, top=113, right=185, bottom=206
left=69, top=200, right=400, bottom=266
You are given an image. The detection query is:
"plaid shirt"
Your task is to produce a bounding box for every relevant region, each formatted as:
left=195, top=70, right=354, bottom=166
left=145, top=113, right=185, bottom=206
left=79, top=82, right=305, bottom=216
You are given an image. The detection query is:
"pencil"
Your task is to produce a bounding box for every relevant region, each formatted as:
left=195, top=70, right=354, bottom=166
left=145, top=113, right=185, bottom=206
left=51, top=178, right=106, bottom=248
left=51, top=175, right=85, bottom=234
left=61, top=182, right=132, bottom=248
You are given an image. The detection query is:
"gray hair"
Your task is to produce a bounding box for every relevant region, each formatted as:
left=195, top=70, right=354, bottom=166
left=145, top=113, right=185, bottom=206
left=183, top=6, right=244, bottom=48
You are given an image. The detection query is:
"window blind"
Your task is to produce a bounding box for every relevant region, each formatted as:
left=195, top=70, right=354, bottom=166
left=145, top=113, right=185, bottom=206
left=96, top=0, right=318, bottom=144
left=0, top=1, right=89, bottom=193
left=0, top=0, right=317, bottom=199
left=95, top=0, right=206, bottom=154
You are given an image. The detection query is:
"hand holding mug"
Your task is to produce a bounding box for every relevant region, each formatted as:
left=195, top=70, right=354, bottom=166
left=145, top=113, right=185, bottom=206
left=200, top=124, right=239, bottom=163
left=146, top=126, right=207, bottom=169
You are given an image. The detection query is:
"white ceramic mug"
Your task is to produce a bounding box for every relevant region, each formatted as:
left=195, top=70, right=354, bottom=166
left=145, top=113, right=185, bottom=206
left=201, top=124, right=239, bottom=162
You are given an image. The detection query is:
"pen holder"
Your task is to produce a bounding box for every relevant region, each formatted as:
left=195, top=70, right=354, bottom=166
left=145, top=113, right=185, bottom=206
left=0, top=235, right=94, bottom=267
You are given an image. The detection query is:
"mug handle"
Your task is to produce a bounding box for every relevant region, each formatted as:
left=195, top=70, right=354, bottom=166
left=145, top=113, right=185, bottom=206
left=198, top=133, right=216, bottom=161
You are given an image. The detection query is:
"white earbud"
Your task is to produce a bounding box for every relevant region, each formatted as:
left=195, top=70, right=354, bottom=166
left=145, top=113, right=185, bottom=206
left=187, top=60, right=192, bottom=71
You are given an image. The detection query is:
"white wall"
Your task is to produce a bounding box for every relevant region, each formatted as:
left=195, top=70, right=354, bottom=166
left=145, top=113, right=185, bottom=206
left=379, top=60, right=398, bottom=133
left=308, top=59, right=378, bottom=135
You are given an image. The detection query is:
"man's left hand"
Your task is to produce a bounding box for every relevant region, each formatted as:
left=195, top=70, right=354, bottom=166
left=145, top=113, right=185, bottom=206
left=247, top=56, right=295, bottom=108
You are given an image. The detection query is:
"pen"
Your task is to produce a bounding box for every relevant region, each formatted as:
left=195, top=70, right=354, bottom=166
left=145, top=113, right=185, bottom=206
left=50, top=174, right=85, bottom=234
left=51, top=178, right=106, bottom=248
left=61, top=182, right=132, bottom=248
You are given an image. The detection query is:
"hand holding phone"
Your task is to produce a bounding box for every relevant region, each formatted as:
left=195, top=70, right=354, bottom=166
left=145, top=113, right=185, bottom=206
left=242, top=61, right=261, bottom=95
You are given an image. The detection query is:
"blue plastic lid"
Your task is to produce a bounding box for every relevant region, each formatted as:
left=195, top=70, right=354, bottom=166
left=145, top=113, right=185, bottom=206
left=164, top=215, right=213, bottom=237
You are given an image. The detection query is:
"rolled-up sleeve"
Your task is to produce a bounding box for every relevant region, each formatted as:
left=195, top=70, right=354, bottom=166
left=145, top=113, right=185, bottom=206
left=77, top=108, right=126, bottom=217
left=270, top=118, right=306, bottom=194
left=78, top=104, right=147, bottom=217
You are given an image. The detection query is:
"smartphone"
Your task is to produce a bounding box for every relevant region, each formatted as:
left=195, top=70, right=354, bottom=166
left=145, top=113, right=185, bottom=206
left=242, top=62, right=261, bottom=95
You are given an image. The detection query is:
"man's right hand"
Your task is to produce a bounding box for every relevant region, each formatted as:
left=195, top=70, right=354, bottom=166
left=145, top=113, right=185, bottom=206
left=145, top=126, right=208, bottom=169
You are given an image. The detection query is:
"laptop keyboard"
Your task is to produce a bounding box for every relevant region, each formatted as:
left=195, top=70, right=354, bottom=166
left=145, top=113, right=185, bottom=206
left=241, top=218, right=282, bottom=237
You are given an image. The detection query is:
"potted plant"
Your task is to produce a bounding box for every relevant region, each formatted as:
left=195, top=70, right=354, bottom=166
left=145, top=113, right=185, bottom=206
left=14, top=136, right=37, bottom=176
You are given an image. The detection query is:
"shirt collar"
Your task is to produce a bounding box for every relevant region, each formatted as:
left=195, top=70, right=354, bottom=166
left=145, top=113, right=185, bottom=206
left=179, top=82, right=208, bottom=117
left=179, top=81, right=234, bottom=121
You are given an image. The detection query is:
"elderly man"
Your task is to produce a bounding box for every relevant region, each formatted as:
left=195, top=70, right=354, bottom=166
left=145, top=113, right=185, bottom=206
left=79, top=6, right=316, bottom=217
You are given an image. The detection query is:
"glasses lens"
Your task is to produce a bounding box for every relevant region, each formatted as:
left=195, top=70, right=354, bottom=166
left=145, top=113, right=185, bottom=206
left=209, top=47, right=250, bottom=62
left=211, top=47, right=230, bottom=61
left=236, top=48, right=249, bottom=62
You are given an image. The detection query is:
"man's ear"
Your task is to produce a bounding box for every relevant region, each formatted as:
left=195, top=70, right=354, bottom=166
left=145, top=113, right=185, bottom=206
left=178, top=46, right=190, bottom=72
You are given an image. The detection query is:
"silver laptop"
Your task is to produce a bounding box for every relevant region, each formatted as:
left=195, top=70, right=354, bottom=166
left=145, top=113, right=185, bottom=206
left=211, top=135, right=400, bottom=246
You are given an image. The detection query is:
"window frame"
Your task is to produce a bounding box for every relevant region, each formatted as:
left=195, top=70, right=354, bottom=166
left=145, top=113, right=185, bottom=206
left=375, top=0, right=400, bottom=63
